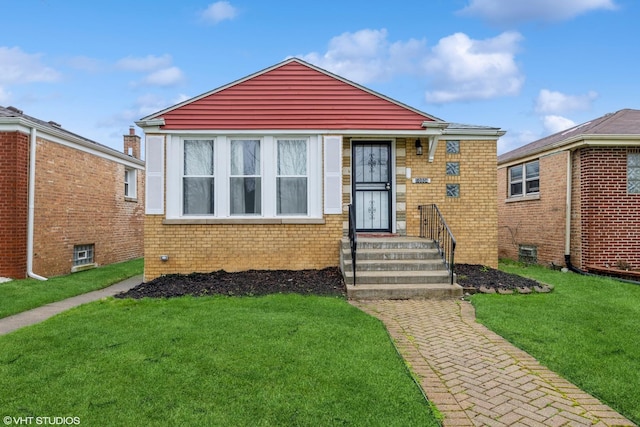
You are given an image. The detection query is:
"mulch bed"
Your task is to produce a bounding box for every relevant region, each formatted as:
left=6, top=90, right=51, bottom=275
left=116, top=264, right=548, bottom=299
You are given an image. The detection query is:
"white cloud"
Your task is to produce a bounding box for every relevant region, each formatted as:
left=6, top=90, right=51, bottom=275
left=141, top=67, right=185, bottom=87
left=300, top=29, right=427, bottom=84
left=0, top=46, right=60, bottom=84
left=535, top=89, right=598, bottom=114
left=542, top=115, right=576, bottom=134
left=116, top=54, right=173, bottom=72
left=458, top=0, right=618, bottom=25
left=201, top=1, right=238, bottom=24
left=423, top=32, right=524, bottom=103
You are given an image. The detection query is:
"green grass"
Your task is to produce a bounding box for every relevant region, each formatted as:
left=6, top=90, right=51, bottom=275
left=470, top=260, right=640, bottom=424
left=0, top=258, right=142, bottom=319
left=0, top=294, right=439, bottom=426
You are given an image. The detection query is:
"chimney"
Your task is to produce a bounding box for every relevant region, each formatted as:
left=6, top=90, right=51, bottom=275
left=123, top=126, right=141, bottom=159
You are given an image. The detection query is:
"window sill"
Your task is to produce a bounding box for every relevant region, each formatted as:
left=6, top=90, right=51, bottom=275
left=71, top=263, right=97, bottom=273
left=124, top=197, right=138, bottom=203
left=505, top=194, right=540, bottom=203
left=162, top=218, right=326, bottom=225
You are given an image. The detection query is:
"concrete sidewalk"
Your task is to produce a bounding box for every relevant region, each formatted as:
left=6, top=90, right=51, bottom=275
left=351, top=299, right=636, bottom=427
left=0, top=275, right=142, bottom=336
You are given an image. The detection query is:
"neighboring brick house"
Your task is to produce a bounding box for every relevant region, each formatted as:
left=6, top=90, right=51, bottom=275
left=0, top=106, right=145, bottom=279
left=136, top=58, right=504, bottom=282
left=497, top=109, right=640, bottom=275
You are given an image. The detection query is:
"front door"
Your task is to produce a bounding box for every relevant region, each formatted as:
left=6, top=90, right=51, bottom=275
left=353, top=141, right=392, bottom=232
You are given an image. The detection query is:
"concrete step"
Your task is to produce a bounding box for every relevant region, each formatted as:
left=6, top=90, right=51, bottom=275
left=342, top=258, right=446, bottom=272
left=343, top=270, right=453, bottom=285
left=341, top=237, right=436, bottom=250
left=345, top=247, right=442, bottom=261
left=346, top=283, right=463, bottom=300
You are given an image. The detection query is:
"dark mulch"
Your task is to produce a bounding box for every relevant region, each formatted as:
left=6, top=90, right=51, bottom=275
left=116, top=264, right=542, bottom=299
left=455, top=264, right=540, bottom=293
left=116, top=267, right=347, bottom=299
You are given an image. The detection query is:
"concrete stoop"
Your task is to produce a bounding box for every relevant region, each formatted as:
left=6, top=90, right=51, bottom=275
left=340, top=237, right=463, bottom=300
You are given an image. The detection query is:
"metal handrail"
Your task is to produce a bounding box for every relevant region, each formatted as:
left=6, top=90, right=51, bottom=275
left=418, top=204, right=456, bottom=285
left=348, top=204, right=357, bottom=286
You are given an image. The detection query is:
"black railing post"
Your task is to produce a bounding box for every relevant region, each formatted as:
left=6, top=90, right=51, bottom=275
left=348, top=204, right=357, bottom=286
left=418, top=204, right=456, bottom=285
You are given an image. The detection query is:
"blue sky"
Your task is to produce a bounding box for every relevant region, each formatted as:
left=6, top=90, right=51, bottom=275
left=1, top=0, right=636, bottom=154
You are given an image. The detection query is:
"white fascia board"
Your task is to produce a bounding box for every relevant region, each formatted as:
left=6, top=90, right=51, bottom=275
left=0, top=117, right=144, bottom=169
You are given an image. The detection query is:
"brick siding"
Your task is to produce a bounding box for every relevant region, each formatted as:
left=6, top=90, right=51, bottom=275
left=497, top=151, right=568, bottom=268
left=144, top=135, right=500, bottom=280
left=32, top=137, right=144, bottom=277
left=498, top=146, right=640, bottom=270
left=406, top=138, right=499, bottom=268
left=0, top=131, right=29, bottom=277
left=579, top=147, right=640, bottom=269
left=0, top=129, right=144, bottom=278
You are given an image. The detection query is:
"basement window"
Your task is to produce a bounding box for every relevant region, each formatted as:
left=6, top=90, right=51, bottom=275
left=72, top=244, right=96, bottom=272
left=518, top=245, right=537, bottom=264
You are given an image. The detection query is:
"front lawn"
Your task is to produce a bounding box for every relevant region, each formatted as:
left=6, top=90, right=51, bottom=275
left=0, top=258, right=142, bottom=319
left=470, top=261, right=640, bottom=424
left=0, top=294, right=439, bottom=426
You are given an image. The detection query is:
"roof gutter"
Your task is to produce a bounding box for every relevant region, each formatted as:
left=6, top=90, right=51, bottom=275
left=27, top=126, right=47, bottom=281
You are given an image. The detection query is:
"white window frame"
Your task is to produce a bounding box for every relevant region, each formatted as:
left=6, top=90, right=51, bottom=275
left=124, top=168, right=136, bottom=199
left=165, top=134, right=322, bottom=220
left=508, top=160, right=539, bottom=198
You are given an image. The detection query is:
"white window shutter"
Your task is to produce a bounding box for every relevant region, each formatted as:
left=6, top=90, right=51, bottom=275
left=323, top=135, right=342, bottom=214
left=145, top=135, right=164, bottom=214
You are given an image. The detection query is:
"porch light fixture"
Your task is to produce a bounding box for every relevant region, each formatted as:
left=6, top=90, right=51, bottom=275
left=415, top=139, right=423, bottom=156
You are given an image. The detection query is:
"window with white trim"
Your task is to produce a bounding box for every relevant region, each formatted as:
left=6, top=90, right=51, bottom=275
left=183, top=140, right=215, bottom=215
left=508, top=160, right=539, bottom=197
left=628, top=151, right=640, bottom=194
left=230, top=139, right=261, bottom=215
left=124, top=168, right=136, bottom=199
left=277, top=139, right=308, bottom=214
left=169, top=135, right=320, bottom=219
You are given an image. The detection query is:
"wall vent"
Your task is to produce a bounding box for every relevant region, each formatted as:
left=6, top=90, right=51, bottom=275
left=518, top=245, right=537, bottom=264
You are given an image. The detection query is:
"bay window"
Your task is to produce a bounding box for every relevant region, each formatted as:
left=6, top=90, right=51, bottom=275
left=169, top=135, right=320, bottom=220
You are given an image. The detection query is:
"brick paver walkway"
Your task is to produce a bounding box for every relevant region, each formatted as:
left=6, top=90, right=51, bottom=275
left=351, top=299, right=635, bottom=427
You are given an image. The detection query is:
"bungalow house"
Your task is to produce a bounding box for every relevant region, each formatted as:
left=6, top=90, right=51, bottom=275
left=0, top=106, right=145, bottom=279
left=497, top=109, right=640, bottom=277
left=136, top=58, right=504, bottom=297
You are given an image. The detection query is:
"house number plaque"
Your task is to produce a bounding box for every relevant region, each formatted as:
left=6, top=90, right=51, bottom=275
left=412, top=178, right=431, bottom=184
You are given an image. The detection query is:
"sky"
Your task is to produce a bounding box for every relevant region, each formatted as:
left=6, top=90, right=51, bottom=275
left=1, top=0, right=638, bottom=155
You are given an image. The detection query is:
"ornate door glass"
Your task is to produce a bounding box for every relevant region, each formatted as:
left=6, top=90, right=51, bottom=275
left=353, top=142, right=391, bottom=231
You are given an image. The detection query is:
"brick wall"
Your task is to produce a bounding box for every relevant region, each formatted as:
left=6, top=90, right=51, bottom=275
left=0, top=131, right=29, bottom=278
left=579, top=147, right=640, bottom=269
left=32, top=136, right=144, bottom=277
left=144, top=216, right=343, bottom=281
left=406, top=138, right=499, bottom=268
left=497, top=151, right=568, bottom=267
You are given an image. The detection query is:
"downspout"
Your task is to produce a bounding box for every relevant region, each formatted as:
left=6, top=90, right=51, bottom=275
left=27, top=126, right=47, bottom=281
left=563, top=149, right=585, bottom=274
